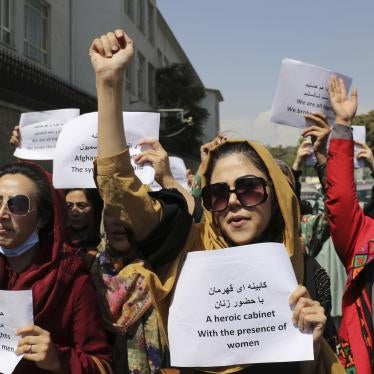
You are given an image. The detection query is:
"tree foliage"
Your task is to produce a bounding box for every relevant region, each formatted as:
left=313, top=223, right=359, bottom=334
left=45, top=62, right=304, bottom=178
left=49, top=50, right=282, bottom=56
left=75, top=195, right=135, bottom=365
left=352, top=110, right=374, bottom=148
left=156, top=63, right=209, bottom=157
left=268, top=145, right=317, bottom=177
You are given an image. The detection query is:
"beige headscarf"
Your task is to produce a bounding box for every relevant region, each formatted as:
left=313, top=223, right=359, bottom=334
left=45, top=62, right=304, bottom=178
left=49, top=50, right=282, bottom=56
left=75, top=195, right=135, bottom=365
left=123, top=140, right=344, bottom=373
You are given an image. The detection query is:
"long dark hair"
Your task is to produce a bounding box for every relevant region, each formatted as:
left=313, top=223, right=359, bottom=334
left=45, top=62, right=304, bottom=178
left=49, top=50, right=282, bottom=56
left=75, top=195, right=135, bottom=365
left=64, top=188, right=103, bottom=238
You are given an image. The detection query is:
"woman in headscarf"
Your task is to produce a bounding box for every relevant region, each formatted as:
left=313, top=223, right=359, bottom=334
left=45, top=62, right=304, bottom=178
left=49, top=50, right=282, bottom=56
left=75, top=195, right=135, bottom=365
left=302, top=76, right=374, bottom=374
left=90, top=29, right=344, bottom=373
left=0, top=161, right=112, bottom=373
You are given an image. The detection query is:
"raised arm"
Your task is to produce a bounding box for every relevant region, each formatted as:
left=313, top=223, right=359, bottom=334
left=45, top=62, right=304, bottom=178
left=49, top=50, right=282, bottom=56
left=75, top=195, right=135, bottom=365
left=89, top=30, right=132, bottom=157
left=90, top=30, right=161, bottom=241
left=323, top=75, right=367, bottom=267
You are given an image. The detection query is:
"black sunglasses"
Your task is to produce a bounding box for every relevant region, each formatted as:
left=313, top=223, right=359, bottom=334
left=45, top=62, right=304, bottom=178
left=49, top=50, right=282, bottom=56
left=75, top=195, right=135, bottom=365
left=0, top=195, right=31, bottom=216
left=202, top=175, right=268, bottom=212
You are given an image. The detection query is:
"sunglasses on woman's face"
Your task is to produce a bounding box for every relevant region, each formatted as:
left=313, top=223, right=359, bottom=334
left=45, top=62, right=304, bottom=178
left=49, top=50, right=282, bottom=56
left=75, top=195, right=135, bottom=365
left=0, top=195, right=31, bottom=216
left=202, top=175, right=268, bottom=212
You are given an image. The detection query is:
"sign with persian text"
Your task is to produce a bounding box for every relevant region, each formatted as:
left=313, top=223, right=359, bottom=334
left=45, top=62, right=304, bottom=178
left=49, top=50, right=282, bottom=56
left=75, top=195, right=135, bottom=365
left=168, top=243, right=313, bottom=367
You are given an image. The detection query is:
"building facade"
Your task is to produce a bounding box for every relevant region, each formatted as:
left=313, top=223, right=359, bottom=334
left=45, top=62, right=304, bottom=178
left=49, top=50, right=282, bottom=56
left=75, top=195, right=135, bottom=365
left=0, top=0, right=222, bottom=167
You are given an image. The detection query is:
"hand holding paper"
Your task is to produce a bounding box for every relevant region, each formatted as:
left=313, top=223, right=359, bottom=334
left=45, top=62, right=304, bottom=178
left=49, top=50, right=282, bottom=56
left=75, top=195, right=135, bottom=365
left=292, top=140, right=313, bottom=171
left=15, top=324, right=62, bottom=373
left=270, top=58, right=352, bottom=128
left=0, top=290, right=33, bottom=374
left=356, top=141, right=374, bottom=172
left=134, top=139, right=174, bottom=187
left=302, top=113, right=331, bottom=165
left=9, top=125, right=20, bottom=149
left=168, top=243, right=316, bottom=367
left=288, top=285, right=326, bottom=343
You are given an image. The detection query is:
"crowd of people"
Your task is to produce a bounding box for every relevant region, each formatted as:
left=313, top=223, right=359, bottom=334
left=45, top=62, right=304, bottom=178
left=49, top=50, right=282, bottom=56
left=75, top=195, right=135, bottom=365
left=0, top=28, right=372, bottom=374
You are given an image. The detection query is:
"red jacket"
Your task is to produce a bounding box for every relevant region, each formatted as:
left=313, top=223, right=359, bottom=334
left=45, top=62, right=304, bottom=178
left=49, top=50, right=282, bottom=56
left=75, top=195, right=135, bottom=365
left=0, top=162, right=112, bottom=373
left=9, top=269, right=112, bottom=374
left=326, top=125, right=374, bottom=374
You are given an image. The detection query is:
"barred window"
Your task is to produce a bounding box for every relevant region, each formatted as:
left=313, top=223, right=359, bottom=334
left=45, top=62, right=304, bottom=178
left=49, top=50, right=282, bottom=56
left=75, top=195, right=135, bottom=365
left=0, top=0, right=12, bottom=44
left=137, top=52, right=146, bottom=100
left=124, top=0, right=134, bottom=21
left=24, top=0, right=49, bottom=65
left=137, top=0, right=145, bottom=33
left=148, top=63, right=156, bottom=106
left=147, top=0, right=155, bottom=45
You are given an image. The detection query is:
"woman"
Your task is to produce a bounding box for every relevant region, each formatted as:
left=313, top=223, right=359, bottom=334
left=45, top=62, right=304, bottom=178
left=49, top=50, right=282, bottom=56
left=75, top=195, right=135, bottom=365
left=90, top=29, right=343, bottom=373
left=64, top=188, right=103, bottom=265
left=90, top=209, right=171, bottom=373
left=302, top=76, right=373, bottom=374
left=0, top=161, right=112, bottom=373
left=9, top=127, right=103, bottom=259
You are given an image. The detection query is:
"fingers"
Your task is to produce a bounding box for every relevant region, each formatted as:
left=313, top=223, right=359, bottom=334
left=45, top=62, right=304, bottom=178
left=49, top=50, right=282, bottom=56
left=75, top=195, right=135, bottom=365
left=299, top=140, right=312, bottom=148
left=354, top=140, right=365, bottom=147
left=351, top=87, right=358, bottom=108
left=304, top=113, right=329, bottom=128
left=357, top=150, right=370, bottom=160
left=134, top=150, right=160, bottom=165
left=100, top=35, right=113, bottom=57
left=138, top=138, right=164, bottom=151
left=288, top=285, right=309, bottom=306
left=200, top=135, right=227, bottom=158
left=301, top=125, right=330, bottom=139
left=106, top=32, right=120, bottom=53
left=328, top=75, right=338, bottom=98
left=339, top=77, right=347, bottom=98
left=16, top=324, right=51, bottom=359
left=16, top=324, right=45, bottom=336
left=310, top=112, right=327, bottom=121
left=90, top=29, right=132, bottom=57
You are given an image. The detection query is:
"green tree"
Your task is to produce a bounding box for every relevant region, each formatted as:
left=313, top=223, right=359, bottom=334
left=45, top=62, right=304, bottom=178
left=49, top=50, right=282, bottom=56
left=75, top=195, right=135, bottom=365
left=352, top=110, right=374, bottom=148
left=156, top=63, right=209, bottom=158
left=268, top=145, right=317, bottom=177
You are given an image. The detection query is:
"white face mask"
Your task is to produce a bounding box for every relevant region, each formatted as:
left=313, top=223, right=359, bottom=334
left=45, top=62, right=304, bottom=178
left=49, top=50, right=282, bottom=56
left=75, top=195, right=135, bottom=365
left=0, top=230, right=39, bottom=258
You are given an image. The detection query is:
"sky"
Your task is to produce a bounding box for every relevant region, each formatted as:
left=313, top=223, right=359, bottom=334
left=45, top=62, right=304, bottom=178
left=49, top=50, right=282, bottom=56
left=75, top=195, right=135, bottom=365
left=157, top=0, right=374, bottom=146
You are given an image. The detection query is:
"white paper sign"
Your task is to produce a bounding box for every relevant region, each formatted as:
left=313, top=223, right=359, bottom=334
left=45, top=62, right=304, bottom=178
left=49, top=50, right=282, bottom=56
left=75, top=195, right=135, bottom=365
left=352, top=126, right=366, bottom=169
left=168, top=243, right=313, bottom=367
left=14, top=109, right=80, bottom=160
left=53, top=112, right=160, bottom=188
left=150, top=156, right=189, bottom=191
left=270, top=58, right=352, bottom=128
left=0, top=290, right=33, bottom=374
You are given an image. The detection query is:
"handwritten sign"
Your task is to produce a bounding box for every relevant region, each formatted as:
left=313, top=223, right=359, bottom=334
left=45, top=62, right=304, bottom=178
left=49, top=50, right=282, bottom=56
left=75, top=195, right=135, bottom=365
left=352, top=126, right=366, bottom=169
left=168, top=243, right=313, bottom=367
left=149, top=156, right=189, bottom=191
left=52, top=112, right=160, bottom=188
left=0, top=290, right=33, bottom=374
left=14, top=109, right=80, bottom=160
left=270, top=58, right=352, bottom=128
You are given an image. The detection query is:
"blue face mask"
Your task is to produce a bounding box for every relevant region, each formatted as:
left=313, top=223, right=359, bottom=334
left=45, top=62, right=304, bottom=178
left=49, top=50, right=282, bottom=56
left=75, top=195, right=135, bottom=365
left=0, top=230, right=39, bottom=258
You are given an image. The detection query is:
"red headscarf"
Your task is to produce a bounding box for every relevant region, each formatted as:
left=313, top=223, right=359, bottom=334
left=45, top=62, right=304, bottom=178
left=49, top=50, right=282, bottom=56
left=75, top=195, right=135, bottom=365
left=0, top=162, right=84, bottom=323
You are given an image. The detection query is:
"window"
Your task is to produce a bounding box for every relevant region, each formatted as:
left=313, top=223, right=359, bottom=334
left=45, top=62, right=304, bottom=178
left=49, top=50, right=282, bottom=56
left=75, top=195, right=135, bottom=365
left=0, top=0, right=12, bottom=44
left=125, top=57, right=135, bottom=94
left=157, top=49, right=162, bottom=67
left=148, top=63, right=156, bottom=106
left=137, top=0, right=145, bottom=33
left=124, top=0, right=134, bottom=21
left=164, top=57, right=169, bottom=67
left=147, top=0, right=155, bottom=45
left=24, top=0, right=49, bottom=65
left=137, top=52, right=146, bottom=100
